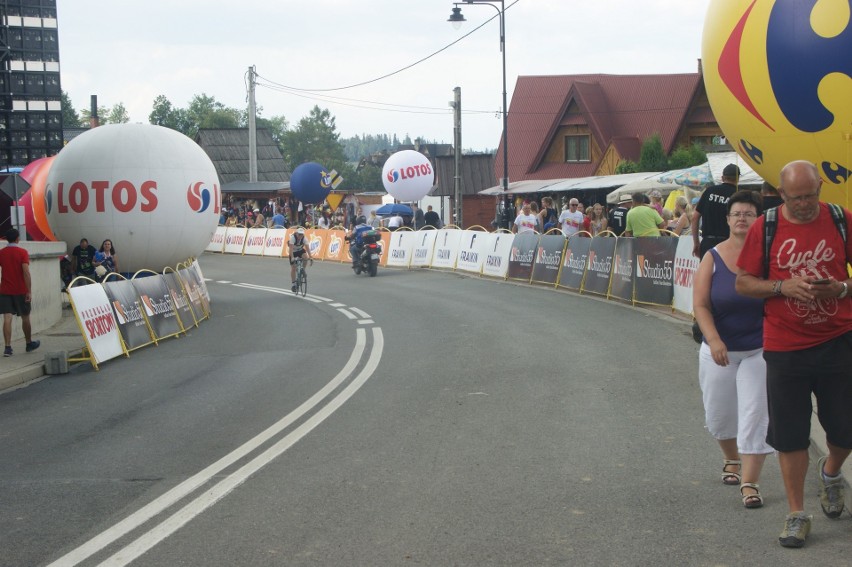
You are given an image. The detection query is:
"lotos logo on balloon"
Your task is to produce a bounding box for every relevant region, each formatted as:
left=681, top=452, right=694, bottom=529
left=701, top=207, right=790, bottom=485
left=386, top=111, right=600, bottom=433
left=702, top=0, right=852, bottom=208
left=45, top=124, right=220, bottom=272
left=186, top=182, right=221, bottom=214
left=381, top=150, right=435, bottom=202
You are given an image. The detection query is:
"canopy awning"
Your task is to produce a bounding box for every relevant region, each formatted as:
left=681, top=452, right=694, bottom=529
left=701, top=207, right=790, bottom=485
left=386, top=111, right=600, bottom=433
left=221, top=181, right=291, bottom=194
left=478, top=172, right=663, bottom=196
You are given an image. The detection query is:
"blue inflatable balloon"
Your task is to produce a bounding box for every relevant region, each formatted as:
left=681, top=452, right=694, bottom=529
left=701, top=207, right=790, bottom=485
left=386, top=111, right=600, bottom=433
left=290, top=162, right=332, bottom=205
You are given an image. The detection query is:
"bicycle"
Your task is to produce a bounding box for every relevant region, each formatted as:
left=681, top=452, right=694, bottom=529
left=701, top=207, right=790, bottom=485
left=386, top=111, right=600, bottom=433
left=293, top=257, right=311, bottom=297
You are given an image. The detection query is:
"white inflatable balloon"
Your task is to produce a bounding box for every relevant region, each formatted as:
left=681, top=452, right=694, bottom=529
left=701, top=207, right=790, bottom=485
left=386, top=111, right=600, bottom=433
left=381, top=150, right=435, bottom=201
left=45, top=124, right=220, bottom=272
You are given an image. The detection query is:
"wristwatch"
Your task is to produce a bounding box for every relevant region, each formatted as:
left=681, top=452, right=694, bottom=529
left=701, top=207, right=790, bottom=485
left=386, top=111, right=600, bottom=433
left=772, top=280, right=783, bottom=296
left=839, top=281, right=849, bottom=299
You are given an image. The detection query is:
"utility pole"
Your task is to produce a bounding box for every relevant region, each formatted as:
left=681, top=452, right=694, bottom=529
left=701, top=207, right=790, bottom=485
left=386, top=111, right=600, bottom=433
left=452, top=87, right=462, bottom=228
left=248, top=65, right=258, bottom=183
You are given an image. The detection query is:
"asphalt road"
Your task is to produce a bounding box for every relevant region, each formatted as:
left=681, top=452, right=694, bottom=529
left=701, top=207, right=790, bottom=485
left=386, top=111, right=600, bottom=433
left=1, top=253, right=850, bottom=566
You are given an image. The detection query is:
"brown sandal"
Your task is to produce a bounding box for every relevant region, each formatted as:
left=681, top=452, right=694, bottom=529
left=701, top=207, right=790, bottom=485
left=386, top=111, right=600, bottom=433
left=740, top=483, right=763, bottom=508
left=722, top=459, right=741, bottom=485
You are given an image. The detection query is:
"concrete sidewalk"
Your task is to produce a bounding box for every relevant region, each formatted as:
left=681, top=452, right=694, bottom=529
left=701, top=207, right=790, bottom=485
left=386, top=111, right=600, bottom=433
left=0, top=305, right=85, bottom=392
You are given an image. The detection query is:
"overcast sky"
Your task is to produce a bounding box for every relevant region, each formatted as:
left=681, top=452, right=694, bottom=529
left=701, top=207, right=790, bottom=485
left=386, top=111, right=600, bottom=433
left=57, top=0, right=712, bottom=151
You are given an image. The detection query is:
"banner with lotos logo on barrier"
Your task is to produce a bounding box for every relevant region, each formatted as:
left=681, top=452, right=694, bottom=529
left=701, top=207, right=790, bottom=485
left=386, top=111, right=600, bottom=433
left=224, top=227, right=248, bottom=255
left=207, top=226, right=226, bottom=253
left=243, top=228, right=268, bottom=256
left=263, top=229, right=288, bottom=257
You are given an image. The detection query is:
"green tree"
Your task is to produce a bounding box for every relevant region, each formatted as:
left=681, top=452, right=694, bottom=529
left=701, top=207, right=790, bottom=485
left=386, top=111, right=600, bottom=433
left=60, top=91, right=81, bottom=128
left=149, top=95, right=188, bottom=132
left=638, top=134, right=668, bottom=171
left=280, top=106, right=347, bottom=172
left=667, top=144, right=707, bottom=170
left=256, top=114, right=289, bottom=146
left=106, top=102, right=130, bottom=124
left=615, top=160, right=639, bottom=174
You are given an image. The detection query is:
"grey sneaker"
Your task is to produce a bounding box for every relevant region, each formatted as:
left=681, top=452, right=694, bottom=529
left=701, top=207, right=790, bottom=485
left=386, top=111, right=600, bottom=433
left=817, top=456, right=846, bottom=519
left=779, top=512, right=812, bottom=548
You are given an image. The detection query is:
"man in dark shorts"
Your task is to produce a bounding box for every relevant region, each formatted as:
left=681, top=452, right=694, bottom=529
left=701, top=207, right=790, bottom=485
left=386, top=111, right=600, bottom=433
left=1, top=229, right=40, bottom=356
left=736, top=161, right=852, bottom=548
left=693, top=163, right=740, bottom=258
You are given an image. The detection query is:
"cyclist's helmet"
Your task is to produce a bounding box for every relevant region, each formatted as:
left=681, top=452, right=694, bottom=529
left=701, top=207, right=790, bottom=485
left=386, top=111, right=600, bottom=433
left=356, top=215, right=366, bottom=224
left=296, top=227, right=306, bottom=234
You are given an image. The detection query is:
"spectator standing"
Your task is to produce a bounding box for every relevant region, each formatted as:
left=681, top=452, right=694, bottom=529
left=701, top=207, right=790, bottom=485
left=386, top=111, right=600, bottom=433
left=387, top=213, right=403, bottom=231
left=368, top=210, right=382, bottom=229
left=693, top=164, right=740, bottom=257
left=539, top=197, right=559, bottom=232
left=412, top=203, right=425, bottom=230
left=271, top=210, right=287, bottom=228
left=671, top=196, right=693, bottom=236
left=694, top=191, right=770, bottom=509
left=736, top=160, right=852, bottom=548
left=424, top=206, right=441, bottom=229
left=1, top=229, right=40, bottom=356
left=608, top=194, right=632, bottom=236
left=71, top=238, right=97, bottom=279
left=761, top=181, right=784, bottom=210
left=588, top=203, right=608, bottom=236
left=558, top=198, right=584, bottom=237
left=513, top=202, right=539, bottom=234
left=648, top=190, right=664, bottom=216
left=624, top=193, right=665, bottom=236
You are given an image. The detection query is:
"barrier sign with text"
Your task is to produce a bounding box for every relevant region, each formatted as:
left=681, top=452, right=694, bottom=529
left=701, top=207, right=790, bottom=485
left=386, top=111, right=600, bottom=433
left=633, top=237, right=678, bottom=306
left=558, top=237, right=591, bottom=290
left=431, top=229, right=463, bottom=270
left=410, top=230, right=438, bottom=268
left=609, top=238, right=635, bottom=302
left=386, top=231, right=416, bottom=268
left=455, top=230, right=489, bottom=274
left=480, top=233, right=514, bottom=279
left=67, top=283, right=125, bottom=367
left=164, top=271, right=196, bottom=328
left=507, top=232, right=539, bottom=282
left=103, top=279, right=155, bottom=351
left=531, top=235, right=566, bottom=285
left=224, top=227, right=248, bottom=255
left=132, top=275, right=183, bottom=339
left=582, top=237, right=616, bottom=296
left=207, top=227, right=226, bottom=253
left=243, top=228, right=267, bottom=256
left=672, top=236, right=699, bottom=315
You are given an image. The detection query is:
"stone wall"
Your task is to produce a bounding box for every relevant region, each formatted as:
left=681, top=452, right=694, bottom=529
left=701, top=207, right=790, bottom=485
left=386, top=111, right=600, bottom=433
left=0, top=240, right=66, bottom=340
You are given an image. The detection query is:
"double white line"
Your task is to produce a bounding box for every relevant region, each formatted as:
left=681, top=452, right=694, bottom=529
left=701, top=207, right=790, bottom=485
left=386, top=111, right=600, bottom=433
left=49, top=326, right=384, bottom=567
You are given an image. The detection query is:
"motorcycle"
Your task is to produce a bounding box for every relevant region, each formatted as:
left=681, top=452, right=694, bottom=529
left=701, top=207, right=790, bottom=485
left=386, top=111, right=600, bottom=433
left=347, top=230, right=381, bottom=277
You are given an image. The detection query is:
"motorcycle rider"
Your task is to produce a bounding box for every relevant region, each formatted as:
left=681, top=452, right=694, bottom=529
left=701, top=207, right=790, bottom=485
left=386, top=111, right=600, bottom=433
left=288, top=227, right=313, bottom=291
left=346, top=215, right=373, bottom=270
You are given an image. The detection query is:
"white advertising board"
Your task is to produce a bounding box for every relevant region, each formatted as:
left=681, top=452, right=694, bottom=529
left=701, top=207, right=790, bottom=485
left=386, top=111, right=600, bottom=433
left=223, top=227, right=248, bottom=255
left=206, top=226, right=226, bottom=253
left=385, top=231, right=417, bottom=268
left=410, top=230, right=438, bottom=267
left=243, top=228, right=267, bottom=256
left=672, top=235, right=699, bottom=315
left=68, top=283, right=125, bottom=364
left=263, top=229, right=288, bottom=257
left=430, top=229, right=463, bottom=269
left=480, top=232, right=514, bottom=279
left=455, top=230, right=489, bottom=274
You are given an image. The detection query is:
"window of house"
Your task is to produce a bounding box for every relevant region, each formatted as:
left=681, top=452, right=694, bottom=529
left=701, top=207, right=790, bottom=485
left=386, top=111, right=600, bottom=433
left=564, top=135, right=590, bottom=162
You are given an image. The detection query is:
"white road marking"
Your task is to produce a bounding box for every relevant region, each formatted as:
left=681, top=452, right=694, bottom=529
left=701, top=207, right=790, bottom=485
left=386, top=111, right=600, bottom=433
left=48, top=329, right=371, bottom=567
left=216, top=280, right=232, bottom=284
left=358, top=319, right=374, bottom=325
left=232, top=283, right=322, bottom=303
left=337, top=308, right=357, bottom=320
left=98, top=328, right=385, bottom=567
left=349, top=307, right=370, bottom=318
left=330, top=303, right=346, bottom=308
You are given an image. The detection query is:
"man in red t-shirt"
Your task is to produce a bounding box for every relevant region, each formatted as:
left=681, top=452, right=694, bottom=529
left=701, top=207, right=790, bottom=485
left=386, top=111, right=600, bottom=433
left=736, top=161, right=852, bottom=548
left=0, top=229, right=40, bottom=356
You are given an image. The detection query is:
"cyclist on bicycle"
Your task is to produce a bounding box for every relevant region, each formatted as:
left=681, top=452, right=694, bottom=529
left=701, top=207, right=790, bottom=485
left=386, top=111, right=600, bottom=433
left=346, top=215, right=372, bottom=269
left=288, top=227, right=313, bottom=292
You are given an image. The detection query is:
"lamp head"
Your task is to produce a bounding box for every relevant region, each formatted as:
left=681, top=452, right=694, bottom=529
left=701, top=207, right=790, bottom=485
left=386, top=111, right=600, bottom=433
left=448, top=6, right=466, bottom=29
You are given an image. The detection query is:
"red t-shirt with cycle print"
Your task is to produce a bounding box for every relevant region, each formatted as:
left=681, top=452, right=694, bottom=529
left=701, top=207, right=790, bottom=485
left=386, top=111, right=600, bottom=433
left=737, top=202, right=852, bottom=352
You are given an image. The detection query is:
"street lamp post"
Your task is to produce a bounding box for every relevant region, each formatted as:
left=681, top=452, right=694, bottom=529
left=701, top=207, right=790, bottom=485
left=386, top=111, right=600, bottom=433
left=448, top=0, right=510, bottom=227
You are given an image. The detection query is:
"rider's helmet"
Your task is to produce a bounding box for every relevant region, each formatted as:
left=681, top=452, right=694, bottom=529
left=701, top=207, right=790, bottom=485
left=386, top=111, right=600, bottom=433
left=356, top=215, right=366, bottom=225
left=296, top=227, right=306, bottom=234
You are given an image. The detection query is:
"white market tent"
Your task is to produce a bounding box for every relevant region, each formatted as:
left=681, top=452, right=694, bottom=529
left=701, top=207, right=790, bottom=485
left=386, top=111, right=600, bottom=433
left=478, top=171, right=662, bottom=196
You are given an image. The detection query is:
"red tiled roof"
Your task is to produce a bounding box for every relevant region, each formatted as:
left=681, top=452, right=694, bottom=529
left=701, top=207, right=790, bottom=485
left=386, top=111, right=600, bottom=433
left=495, top=73, right=704, bottom=182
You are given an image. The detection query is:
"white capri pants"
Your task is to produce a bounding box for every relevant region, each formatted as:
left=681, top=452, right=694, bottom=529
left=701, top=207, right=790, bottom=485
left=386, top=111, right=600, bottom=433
left=698, top=343, right=773, bottom=455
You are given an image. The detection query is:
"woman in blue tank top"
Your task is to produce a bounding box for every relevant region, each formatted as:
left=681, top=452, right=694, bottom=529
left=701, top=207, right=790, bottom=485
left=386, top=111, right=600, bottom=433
left=693, top=190, right=773, bottom=509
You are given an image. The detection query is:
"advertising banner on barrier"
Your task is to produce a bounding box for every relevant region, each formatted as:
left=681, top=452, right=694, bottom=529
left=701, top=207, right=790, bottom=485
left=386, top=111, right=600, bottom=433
left=207, top=226, right=226, bottom=253
left=634, top=237, right=677, bottom=306
left=531, top=234, right=566, bottom=285
left=410, top=230, right=438, bottom=268
left=377, top=231, right=391, bottom=267
left=455, top=230, right=489, bottom=274
left=191, top=260, right=211, bottom=309
left=507, top=232, right=539, bottom=281
left=132, top=275, right=183, bottom=339
left=325, top=230, right=347, bottom=263
left=163, top=271, right=195, bottom=328
left=68, top=283, right=124, bottom=365
left=609, top=238, right=635, bottom=302
left=306, top=229, right=326, bottom=261
left=263, top=229, right=287, bottom=257
left=582, top=237, right=616, bottom=296
left=558, top=237, right=591, bottom=290
left=431, top=229, right=463, bottom=269
left=480, top=232, right=513, bottom=279
left=179, top=266, right=208, bottom=320
left=224, top=227, right=248, bottom=255
left=103, top=279, right=155, bottom=350
left=386, top=230, right=416, bottom=268
left=243, top=228, right=267, bottom=256
left=672, top=236, right=699, bottom=314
